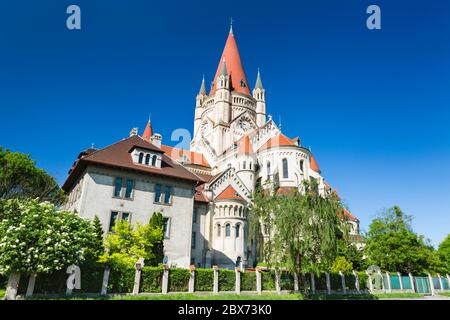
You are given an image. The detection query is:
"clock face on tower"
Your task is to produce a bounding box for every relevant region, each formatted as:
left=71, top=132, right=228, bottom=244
left=237, top=117, right=254, bottom=133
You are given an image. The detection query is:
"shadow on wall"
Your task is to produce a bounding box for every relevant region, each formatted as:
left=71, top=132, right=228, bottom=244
left=212, top=250, right=238, bottom=270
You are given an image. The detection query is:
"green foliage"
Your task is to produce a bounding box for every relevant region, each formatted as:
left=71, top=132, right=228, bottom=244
left=100, top=219, right=164, bottom=267
left=437, top=234, right=450, bottom=273
left=365, top=206, right=437, bottom=274
left=251, top=180, right=343, bottom=274
left=241, top=271, right=256, bottom=291
left=169, top=268, right=190, bottom=292
left=148, top=212, right=165, bottom=266
left=140, top=267, right=163, bottom=292
left=0, top=199, right=95, bottom=274
left=219, top=269, right=235, bottom=291
left=358, top=271, right=369, bottom=290
left=344, top=274, right=356, bottom=290
left=261, top=270, right=275, bottom=290
left=280, top=271, right=294, bottom=290
left=106, top=258, right=135, bottom=293
left=330, top=273, right=342, bottom=291
left=195, top=269, right=214, bottom=291
left=337, top=238, right=365, bottom=270
left=330, top=256, right=353, bottom=274
left=84, top=216, right=104, bottom=263
left=0, top=147, right=66, bottom=205
left=315, top=273, right=327, bottom=291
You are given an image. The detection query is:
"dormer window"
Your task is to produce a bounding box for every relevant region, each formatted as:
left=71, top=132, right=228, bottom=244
left=145, top=154, right=150, bottom=165
left=133, top=148, right=161, bottom=168
left=138, top=152, right=144, bottom=164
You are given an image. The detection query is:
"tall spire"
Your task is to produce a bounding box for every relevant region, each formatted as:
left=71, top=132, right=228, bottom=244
left=142, top=119, right=153, bottom=141
left=229, top=17, right=233, bottom=34
left=199, top=75, right=206, bottom=95
left=255, top=68, right=264, bottom=89
left=209, top=24, right=250, bottom=95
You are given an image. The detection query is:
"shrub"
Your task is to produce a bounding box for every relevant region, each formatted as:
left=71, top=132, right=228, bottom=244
left=241, top=271, right=256, bottom=291
left=345, top=274, right=356, bottom=290
left=141, top=267, right=163, bottom=293
left=358, top=271, right=369, bottom=290
left=280, top=271, right=294, bottom=290
left=219, top=269, right=235, bottom=291
left=107, top=260, right=135, bottom=294
left=330, top=273, right=342, bottom=291
left=261, top=270, right=275, bottom=290
left=195, top=269, right=214, bottom=291
left=315, top=273, right=328, bottom=291
left=169, top=268, right=190, bottom=292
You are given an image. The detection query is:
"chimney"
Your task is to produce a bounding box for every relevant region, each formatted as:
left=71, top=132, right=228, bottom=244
left=130, top=127, right=138, bottom=137
left=151, top=133, right=162, bottom=148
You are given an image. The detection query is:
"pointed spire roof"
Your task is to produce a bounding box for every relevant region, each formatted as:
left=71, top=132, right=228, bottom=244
left=142, top=120, right=153, bottom=141
left=216, top=185, right=244, bottom=201
left=210, top=28, right=250, bottom=95
left=199, top=76, right=206, bottom=95
left=254, top=69, right=264, bottom=90
left=238, top=135, right=254, bottom=155
left=219, top=59, right=228, bottom=77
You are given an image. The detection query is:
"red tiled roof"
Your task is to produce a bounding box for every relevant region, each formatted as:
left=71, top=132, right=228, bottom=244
left=160, top=145, right=210, bottom=168
left=216, top=185, right=244, bottom=201
left=142, top=121, right=153, bottom=141
left=238, top=135, right=253, bottom=155
left=209, top=31, right=250, bottom=96
left=63, top=135, right=203, bottom=192
left=258, top=133, right=296, bottom=151
left=310, top=155, right=320, bottom=173
left=338, top=208, right=358, bottom=222
left=194, top=184, right=209, bottom=203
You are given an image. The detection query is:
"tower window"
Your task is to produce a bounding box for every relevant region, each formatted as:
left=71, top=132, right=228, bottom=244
left=225, top=224, right=231, bottom=237
left=240, top=79, right=246, bottom=88
left=217, top=224, right=221, bottom=237
left=282, top=158, right=289, bottom=179
left=300, top=160, right=304, bottom=172
left=243, top=161, right=246, bottom=170
left=236, top=224, right=241, bottom=238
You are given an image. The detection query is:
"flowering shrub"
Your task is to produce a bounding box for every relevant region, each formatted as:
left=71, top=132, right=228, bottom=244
left=0, top=199, right=95, bottom=274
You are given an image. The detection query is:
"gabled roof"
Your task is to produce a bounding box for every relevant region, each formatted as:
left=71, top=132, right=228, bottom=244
left=160, top=145, right=211, bottom=168
left=216, top=185, right=244, bottom=201
left=209, top=31, right=250, bottom=96
left=340, top=208, right=359, bottom=222
left=258, top=133, right=297, bottom=151
left=63, top=135, right=203, bottom=191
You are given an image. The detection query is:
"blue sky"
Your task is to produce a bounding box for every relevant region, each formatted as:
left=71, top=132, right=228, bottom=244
left=0, top=1, right=449, bottom=246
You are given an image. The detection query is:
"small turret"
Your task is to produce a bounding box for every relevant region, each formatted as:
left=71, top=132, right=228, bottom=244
left=253, top=69, right=266, bottom=127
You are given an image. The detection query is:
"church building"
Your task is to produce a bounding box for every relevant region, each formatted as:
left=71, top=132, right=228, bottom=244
left=62, top=26, right=360, bottom=269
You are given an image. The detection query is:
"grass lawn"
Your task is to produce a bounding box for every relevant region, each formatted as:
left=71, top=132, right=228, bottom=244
left=438, top=292, right=450, bottom=297
left=306, top=293, right=424, bottom=300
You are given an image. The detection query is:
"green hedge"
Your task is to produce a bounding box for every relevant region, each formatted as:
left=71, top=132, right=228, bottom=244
left=195, top=269, right=214, bottom=291
left=141, top=267, right=163, bottom=293
left=301, top=273, right=311, bottom=292
left=219, top=269, right=235, bottom=291
left=107, top=262, right=135, bottom=294
left=315, top=273, right=327, bottom=291
left=345, top=274, right=356, bottom=290
left=241, top=271, right=256, bottom=291
left=280, top=271, right=294, bottom=290
left=330, top=273, right=342, bottom=291
left=262, top=270, right=275, bottom=290
left=358, top=271, right=369, bottom=290
left=169, top=268, right=190, bottom=292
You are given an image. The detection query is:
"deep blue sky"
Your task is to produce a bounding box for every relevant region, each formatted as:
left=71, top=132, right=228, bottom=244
left=1, top=1, right=449, bottom=246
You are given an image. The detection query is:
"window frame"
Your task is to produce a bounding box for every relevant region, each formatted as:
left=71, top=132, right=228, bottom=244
left=282, top=158, right=289, bottom=179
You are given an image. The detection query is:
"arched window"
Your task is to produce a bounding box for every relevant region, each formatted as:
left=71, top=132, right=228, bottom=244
left=267, top=161, right=271, bottom=180
left=151, top=155, right=157, bottom=166
left=217, top=224, right=221, bottom=237
left=282, top=158, right=289, bottom=178
left=225, top=224, right=231, bottom=237
left=145, top=154, right=150, bottom=165
left=138, top=152, right=144, bottom=164
left=243, top=161, right=246, bottom=170
left=236, top=224, right=241, bottom=238
left=300, top=160, right=304, bottom=172
left=249, top=162, right=252, bottom=170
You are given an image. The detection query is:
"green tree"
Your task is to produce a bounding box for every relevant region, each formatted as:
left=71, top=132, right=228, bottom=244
left=437, top=234, right=450, bottom=273
left=365, top=206, right=435, bottom=274
left=84, top=215, right=105, bottom=263
left=251, top=180, right=344, bottom=275
left=0, top=147, right=66, bottom=205
left=100, top=220, right=164, bottom=267
left=330, top=256, right=353, bottom=274
left=148, top=212, right=165, bottom=266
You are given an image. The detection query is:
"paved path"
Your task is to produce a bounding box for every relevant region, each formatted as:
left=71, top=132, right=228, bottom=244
left=380, top=295, right=450, bottom=300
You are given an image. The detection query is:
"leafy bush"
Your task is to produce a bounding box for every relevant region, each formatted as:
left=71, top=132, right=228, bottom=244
left=32, top=271, right=67, bottom=294
left=141, top=267, right=163, bottom=293
left=107, top=259, right=135, bottom=294
left=358, top=271, right=369, bottom=290
left=262, top=270, right=275, bottom=290
left=330, top=273, right=342, bottom=291
left=345, top=274, right=356, bottom=290
left=241, top=271, right=256, bottom=291
left=169, top=268, right=190, bottom=292
left=219, top=269, right=235, bottom=291
left=195, top=269, right=213, bottom=291
left=315, top=273, right=328, bottom=291
left=280, top=271, right=294, bottom=290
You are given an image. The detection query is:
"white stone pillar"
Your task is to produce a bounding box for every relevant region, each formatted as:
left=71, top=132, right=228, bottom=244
left=275, top=271, right=281, bottom=294
left=26, top=273, right=37, bottom=298
left=101, top=267, right=110, bottom=295
left=213, top=265, right=219, bottom=294
left=293, top=273, right=299, bottom=292
left=256, top=267, right=262, bottom=294
left=310, top=272, right=316, bottom=294
left=326, top=272, right=331, bottom=294
left=339, top=271, right=346, bottom=294
left=398, top=272, right=403, bottom=291
left=188, top=265, right=196, bottom=293
left=447, top=274, right=450, bottom=290
left=162, top=265, right=169, bottom=294
left=428, top=273, right=435, bottom=296
left=132, top=258, right=145, bottom=295
left=438, top=274, right=444, bottom=293
left=409, top=273, right=415, bottom=293
left=367, top=271, right=373, bottom=292
left=235, top=267, right=241, bottom=294
left=353, top=270, right=360, bottom=292
left=386, top=272, right=392, bottom=293
left=5, top=272, right=21, bottom=300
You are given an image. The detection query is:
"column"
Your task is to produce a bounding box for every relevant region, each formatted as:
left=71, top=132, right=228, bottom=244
left=101, top=267, right=110, bottom=295
left=235, top=267, right=241, bottom=294
left=275, top=271, right=281, bottom=294
left=310, top=272, right=316, bottom=294
left=326, top=272, right=331, bottom=294
left=162, top=264, right=169, bottom=294
left=386, top=272, right=392, bottom=293
left=428, top=273, right=435, bottom=296
left=438, top=274, right=444, bottom=293
left=256, top=267, right=262, bottom=294
left=132, top=258, right=145, bottom=295
left=213, top=265, right=219, bottom=294
left=26, top=273, right=37, bottom=298
left=339, top=271, right=346, bottom=294
left=353, top=270, right=360, bottom=292
left=188, top=265, right=196, bottom=293
left=398, top=272, right=403, bottom=291
left=409, top=273, right=415, bottom=293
